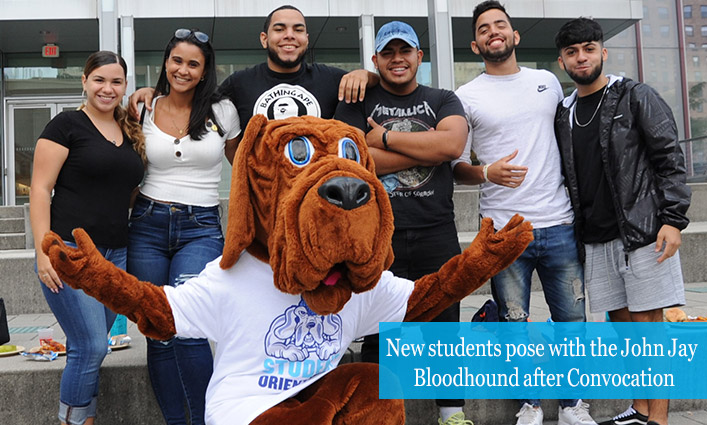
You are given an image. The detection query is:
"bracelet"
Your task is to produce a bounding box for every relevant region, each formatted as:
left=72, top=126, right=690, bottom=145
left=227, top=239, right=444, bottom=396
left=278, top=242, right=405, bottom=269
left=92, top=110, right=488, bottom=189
left=482, top=163, right=490, bottom=183
left=382, top=130, right=389, bottom=150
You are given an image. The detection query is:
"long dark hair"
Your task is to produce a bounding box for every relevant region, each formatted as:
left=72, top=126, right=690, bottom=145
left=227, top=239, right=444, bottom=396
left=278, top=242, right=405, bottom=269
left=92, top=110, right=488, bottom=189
left=154, top=30, right=224, bottom=140
left=82, top=51, right=146, bottom=163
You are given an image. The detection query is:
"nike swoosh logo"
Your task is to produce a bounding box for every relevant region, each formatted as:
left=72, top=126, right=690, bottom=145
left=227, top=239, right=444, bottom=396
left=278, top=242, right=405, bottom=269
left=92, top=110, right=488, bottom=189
left=537, top=85, right=548, bottom=92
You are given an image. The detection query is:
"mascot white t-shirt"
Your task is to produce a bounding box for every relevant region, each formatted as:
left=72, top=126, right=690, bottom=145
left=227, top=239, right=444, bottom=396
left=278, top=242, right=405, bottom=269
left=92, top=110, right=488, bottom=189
left=164, top=251, right=414, bottom=425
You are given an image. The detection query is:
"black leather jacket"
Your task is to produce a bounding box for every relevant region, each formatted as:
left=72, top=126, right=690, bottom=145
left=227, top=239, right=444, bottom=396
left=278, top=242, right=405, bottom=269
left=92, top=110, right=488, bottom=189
left=555, top=76, right=691, bottom=257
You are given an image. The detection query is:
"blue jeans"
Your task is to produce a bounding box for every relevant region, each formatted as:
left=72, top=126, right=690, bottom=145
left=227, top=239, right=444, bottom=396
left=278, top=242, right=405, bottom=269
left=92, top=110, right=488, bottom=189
left=39, top=242, right=124, bottom=425
left=127, top=196, right=223, bottom=425
left=361, top=221, right=463, bottom=408
left=491, top=223, right=585, bottom=409
left=491, top=224, right=585, bottom=323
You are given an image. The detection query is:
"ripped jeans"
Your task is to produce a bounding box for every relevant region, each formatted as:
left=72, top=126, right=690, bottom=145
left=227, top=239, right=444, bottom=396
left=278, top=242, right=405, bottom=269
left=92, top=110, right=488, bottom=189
left=491, top=224, right=586, bottom=323
left=127, top=196, right=222, bottom=425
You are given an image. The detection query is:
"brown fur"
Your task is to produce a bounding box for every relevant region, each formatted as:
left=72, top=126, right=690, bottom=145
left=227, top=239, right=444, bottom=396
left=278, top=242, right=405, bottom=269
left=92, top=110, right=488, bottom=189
left=221, top=115, right=395, bottom=315
left=43, top=115, right=533, bottom=424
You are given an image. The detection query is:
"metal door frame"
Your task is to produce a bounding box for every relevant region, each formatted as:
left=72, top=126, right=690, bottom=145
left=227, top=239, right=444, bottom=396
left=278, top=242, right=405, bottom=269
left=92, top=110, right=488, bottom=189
left=3, top=96, right=82, bottom=205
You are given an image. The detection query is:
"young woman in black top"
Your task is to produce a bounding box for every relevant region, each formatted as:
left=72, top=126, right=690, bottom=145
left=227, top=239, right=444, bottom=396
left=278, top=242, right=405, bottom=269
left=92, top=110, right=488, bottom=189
left=29, top=51, right=145, bottom=425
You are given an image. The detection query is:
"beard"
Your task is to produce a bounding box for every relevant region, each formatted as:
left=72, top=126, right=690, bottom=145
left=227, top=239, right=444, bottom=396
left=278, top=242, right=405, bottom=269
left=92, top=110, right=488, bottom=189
left=477, top=41, right=515, bottom=63
left=565, top=59, right=604, bottom=85
left=267, top=45, right=307, bottom=70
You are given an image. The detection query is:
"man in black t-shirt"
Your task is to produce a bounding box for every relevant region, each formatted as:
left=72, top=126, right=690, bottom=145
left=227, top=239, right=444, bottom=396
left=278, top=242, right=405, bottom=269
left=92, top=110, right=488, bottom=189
left=130, top=5, right=377, bottom=152
left=218, top=5, right=375, bottom=130
left=555, top=18, right=691, bottom=425
left=334, top=20, right=469, bottom=425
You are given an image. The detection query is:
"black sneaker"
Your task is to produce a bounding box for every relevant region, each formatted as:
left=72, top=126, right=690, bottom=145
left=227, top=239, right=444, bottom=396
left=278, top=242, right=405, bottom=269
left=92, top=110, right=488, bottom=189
left=598, top=406, right=648, bottom=425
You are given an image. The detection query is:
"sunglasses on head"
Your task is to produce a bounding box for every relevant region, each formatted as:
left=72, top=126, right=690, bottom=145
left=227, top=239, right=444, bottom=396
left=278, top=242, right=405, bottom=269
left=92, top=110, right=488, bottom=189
left=174, top=28, right=209, bottom=44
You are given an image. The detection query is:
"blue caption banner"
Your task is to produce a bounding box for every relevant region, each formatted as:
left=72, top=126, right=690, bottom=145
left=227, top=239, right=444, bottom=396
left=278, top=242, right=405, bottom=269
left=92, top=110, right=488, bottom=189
left=378, top=322, right=707, bottom=399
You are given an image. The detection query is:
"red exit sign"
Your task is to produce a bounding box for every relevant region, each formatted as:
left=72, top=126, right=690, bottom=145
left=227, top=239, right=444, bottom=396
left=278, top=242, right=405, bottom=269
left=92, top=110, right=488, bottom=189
left=42, top=44, right=60, bottom=58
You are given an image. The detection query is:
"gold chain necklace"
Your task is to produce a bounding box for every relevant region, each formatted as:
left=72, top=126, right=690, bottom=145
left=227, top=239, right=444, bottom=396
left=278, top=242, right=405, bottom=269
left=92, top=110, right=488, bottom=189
left=166, top=101, right=190, bottom=136
left=573, top=85, right=608, bottom=128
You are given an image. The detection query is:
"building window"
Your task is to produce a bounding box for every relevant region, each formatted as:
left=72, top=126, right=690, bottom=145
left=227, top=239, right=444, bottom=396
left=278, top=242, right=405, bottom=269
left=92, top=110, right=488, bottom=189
left=660, top=25, right=670, bottom=37
left=702, top=25, right=707, bottom=36
left=643, top=24, right=652, bottom=36
left=694, top=56, right=700, bottom=66
left=690, top=42, right=697, bottom=49
left=686, top=25, right=694, bottom=37
left=702, top=5, right=707, bottom=18
left=703, top=43, right=707, bottom=49
left=658, top=7, right=669, bottom=18
left=685, top=5, right=693, bottom=18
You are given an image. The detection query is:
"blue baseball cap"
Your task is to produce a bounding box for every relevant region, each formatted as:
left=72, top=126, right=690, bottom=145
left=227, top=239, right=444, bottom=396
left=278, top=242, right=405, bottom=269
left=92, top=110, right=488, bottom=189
left=375, top=21, right=420, bottom=53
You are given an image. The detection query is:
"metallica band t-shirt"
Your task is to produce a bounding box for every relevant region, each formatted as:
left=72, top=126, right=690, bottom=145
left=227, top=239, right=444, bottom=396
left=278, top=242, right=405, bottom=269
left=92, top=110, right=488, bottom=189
left=219, top=62, right=347, bottom=129
left=334, top=84, right=465, bottom=230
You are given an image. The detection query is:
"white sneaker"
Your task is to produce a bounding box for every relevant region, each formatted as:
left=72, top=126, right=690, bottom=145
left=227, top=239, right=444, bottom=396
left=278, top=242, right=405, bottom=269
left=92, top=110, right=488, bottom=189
left=516, top=403, right=543, bottom=425
left=558, top=400, right=597, bottom=425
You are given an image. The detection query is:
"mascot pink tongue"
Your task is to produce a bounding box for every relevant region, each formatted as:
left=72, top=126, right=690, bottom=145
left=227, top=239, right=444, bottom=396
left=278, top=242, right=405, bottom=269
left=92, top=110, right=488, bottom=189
left=323, top=270, right=342, bottom=286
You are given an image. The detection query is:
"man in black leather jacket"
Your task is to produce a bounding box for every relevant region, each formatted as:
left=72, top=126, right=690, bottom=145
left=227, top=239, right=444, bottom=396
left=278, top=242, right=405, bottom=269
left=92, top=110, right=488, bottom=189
left=554, top=18, right=691, bottom=425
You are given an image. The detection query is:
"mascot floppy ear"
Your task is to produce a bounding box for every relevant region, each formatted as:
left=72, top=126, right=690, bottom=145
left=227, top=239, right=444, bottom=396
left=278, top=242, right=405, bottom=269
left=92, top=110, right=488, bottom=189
left=219, top=114, right=267, bottom=269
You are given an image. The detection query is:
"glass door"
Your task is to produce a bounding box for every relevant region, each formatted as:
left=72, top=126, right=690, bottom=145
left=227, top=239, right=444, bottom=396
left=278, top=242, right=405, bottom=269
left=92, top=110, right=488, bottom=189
left=3, top=98, right=82, bottom=205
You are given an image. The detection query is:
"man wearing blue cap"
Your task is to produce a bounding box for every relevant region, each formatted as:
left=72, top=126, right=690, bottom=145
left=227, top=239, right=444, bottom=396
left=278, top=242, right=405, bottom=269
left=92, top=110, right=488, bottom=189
left=335, top=20, right=470, bottom=425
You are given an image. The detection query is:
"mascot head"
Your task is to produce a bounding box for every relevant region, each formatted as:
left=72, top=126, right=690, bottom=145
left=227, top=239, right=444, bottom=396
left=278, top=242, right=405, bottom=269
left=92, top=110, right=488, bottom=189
left=220, top=115, right=395, bottom=315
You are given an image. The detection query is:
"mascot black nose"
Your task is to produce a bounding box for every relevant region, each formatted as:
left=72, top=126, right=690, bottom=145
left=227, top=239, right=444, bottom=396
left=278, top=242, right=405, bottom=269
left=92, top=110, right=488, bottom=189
left=318, top=176, right=371, bottom=210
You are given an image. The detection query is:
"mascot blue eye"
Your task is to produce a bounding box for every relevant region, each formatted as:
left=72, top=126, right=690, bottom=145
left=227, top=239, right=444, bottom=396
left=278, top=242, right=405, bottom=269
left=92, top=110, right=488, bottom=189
left=338, top=137, right=361, bottom=163
left=286, top=136, right=314, bottom=167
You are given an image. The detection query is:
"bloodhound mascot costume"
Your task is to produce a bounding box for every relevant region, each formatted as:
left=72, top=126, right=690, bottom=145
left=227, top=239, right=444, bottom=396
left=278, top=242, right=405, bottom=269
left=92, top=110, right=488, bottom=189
left=43, top=115, right=533, bottom=425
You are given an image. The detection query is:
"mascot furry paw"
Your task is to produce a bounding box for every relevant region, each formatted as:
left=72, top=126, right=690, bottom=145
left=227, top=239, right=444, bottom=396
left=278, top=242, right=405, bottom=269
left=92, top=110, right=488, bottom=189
left=43, top=115, right=533, bottom=425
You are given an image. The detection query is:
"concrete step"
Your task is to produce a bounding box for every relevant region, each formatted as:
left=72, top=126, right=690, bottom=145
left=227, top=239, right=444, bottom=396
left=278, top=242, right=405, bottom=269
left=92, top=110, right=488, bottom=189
left=453, top=185, right=480, bottom=233
left=0, top=233, right=26, bottom=250
left=0, top=205, right=24, bottom=219
left=0, top=314, right=163, bottom=425
left=0, top=249, right=47, bottom=315
left=0, top=218, right=24, bottom=233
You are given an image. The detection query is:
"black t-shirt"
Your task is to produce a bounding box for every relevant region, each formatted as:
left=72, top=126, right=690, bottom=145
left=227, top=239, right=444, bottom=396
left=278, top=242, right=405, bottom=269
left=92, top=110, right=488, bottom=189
left=40, top=110, right=145, bottom=247
left=334, top=85, right=465, bottom=230
left=572, top=86, right=620, bottom=243
left=219, top=62, right=347, bottom=130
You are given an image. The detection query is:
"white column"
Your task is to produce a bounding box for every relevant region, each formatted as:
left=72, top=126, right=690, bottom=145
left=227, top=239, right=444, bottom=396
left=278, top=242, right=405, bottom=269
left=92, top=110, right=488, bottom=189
left=98, top=0, right=119, bottom=52
left=359, top=14, right=376, bottom=72
left=427, top=0, right=454, bottom=90
left=120, top=15, right=136, bottom=97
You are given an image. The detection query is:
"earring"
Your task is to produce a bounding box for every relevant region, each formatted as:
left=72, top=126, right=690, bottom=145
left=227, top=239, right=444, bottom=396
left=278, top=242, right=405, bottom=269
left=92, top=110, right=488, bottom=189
left=200, top=76, right=205, bottom=81
left=81, top=90, right=86, bottom=105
